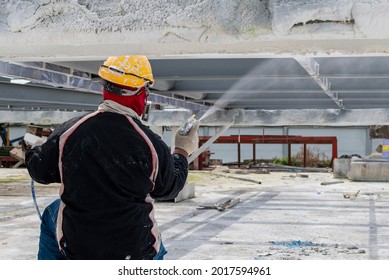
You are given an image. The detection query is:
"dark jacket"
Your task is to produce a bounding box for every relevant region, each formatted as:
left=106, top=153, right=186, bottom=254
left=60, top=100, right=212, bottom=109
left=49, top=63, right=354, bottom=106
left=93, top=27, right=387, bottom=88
left=25, top=105, right=188, bottom=259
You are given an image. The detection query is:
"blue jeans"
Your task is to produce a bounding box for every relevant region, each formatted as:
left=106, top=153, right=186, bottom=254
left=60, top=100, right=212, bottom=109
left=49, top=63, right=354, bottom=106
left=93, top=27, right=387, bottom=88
left=37, top=199, right=167, bottom=260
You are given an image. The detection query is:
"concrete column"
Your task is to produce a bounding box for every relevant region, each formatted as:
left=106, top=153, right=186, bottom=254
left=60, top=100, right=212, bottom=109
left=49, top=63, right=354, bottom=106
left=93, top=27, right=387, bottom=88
left=366, top=127, right=373, bottom=156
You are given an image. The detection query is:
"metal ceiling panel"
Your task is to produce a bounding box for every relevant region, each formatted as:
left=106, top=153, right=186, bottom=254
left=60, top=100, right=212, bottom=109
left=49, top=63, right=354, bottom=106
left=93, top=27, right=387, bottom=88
left=1, top=56, right=389, bottom=113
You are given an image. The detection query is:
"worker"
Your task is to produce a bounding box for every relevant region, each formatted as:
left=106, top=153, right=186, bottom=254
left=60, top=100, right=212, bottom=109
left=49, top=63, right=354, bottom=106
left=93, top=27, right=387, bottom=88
left=25, top=55, right=199, bottom=260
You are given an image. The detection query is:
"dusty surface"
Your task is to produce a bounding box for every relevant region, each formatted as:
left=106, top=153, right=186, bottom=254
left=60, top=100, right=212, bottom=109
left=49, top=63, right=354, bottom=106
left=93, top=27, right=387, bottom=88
left=0, top=167, right=389, bottom=260
left=2, top=0, right=389, bottom=58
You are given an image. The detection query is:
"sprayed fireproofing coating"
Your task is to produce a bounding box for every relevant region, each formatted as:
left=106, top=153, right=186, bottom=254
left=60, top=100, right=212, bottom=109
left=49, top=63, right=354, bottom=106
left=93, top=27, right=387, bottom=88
left=1, top=0, right=389, bottom=58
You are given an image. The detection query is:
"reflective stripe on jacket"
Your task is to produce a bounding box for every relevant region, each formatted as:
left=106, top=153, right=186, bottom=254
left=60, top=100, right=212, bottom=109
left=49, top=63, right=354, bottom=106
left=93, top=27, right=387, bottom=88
left=25, top=107, right=188, bottom=259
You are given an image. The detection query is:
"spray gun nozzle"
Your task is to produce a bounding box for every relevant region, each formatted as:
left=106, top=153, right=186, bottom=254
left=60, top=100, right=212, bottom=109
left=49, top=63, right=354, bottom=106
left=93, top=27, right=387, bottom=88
left=179, top=114, right=198, bottom=135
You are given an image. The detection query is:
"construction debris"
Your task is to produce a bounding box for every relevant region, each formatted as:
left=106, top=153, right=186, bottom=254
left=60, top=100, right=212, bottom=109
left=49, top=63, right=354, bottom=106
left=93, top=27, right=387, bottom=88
left=255, top=168, right=270, bottom=174
left=254, top=240, right=366, bottom=260
left=2, top=169, right=389, bottom=260
left=289, top=174, right=309, bottom=178
left=214, top=173, right=261, bottom=184
left=7, top=125, right=51, bottom=169
left=251, top=163, right=331, bottom=173
left=321, top=180, right=344, bottom=185
left=198, top=197, right=240, bottom=211
left=343, top=190, right=360, bottom=199
left=348, top=159, right=389, bottom=182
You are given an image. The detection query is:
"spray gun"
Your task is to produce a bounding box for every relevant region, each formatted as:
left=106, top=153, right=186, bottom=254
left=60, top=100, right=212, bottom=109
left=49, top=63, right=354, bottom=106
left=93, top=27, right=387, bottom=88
left=179, top=114, right=199, bottom=135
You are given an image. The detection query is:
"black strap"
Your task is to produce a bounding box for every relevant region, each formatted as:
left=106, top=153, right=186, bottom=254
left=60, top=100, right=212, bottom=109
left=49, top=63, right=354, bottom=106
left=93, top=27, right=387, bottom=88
left=103, top=81, right=125, bottom=96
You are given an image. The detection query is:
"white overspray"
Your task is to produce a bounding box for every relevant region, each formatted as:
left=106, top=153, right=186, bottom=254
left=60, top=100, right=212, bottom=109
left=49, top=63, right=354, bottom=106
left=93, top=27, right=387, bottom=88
left=199, top=59, right=291, bottom=122
left=189, top=61, right=283, bottom=164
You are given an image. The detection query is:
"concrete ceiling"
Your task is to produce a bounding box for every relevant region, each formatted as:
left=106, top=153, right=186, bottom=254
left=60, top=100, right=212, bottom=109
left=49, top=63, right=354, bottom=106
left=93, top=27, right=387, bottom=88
left=1, top=0, right=389, bottom=126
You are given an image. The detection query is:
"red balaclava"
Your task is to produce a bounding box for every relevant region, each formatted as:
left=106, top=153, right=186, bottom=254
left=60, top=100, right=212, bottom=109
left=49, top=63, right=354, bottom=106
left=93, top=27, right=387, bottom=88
left=102, top=84, right=147, bottom=116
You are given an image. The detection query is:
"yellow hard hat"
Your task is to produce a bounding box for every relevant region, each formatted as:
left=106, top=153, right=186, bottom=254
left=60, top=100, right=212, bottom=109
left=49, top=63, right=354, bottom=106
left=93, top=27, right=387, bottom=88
left=98, top=56, right=154, bottom=88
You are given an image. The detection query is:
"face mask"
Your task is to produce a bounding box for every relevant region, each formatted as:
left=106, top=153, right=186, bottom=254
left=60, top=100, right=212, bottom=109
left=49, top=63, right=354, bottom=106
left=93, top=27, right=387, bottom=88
left=102, top=87, right=148, bottom=116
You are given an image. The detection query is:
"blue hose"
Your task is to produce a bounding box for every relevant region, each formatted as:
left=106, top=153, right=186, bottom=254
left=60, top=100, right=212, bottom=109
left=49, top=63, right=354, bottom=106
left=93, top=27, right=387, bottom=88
left=30, top=179, right=42, bottom=221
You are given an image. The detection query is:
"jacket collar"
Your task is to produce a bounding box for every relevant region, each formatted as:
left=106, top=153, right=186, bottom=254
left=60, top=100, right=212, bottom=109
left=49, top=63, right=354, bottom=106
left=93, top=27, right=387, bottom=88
left=98, top=100, right=140, bottom=120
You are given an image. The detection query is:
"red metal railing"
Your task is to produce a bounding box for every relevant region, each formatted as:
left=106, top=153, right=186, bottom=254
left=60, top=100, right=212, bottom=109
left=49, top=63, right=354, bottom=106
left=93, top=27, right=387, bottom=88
left=195, top=135, right=337, bottom=170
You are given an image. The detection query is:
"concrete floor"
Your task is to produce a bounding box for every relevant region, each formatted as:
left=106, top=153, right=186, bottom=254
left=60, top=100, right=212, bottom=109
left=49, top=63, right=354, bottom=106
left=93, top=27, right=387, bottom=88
left=1, top=167, right=389, bottom=260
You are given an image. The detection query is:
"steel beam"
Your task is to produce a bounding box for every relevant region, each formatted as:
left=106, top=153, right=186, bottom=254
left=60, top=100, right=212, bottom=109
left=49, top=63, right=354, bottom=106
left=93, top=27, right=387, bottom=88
left=148, top=94, right=210, bottom=115
left=0, top=110, right=86, bottom=125
left=0, top=61, right=101, bottom=93
left=0, top=82, right=101, bottom=111
left=295, top=56, right=345, bottom=109
left=0, top=61, right=211, bottom=114
left=2, top=107, right=389, bottom=127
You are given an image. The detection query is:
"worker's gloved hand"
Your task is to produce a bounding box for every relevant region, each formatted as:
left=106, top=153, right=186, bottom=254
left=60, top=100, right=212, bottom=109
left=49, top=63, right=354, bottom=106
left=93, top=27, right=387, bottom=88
left=174, top=123, right=199, bottom=156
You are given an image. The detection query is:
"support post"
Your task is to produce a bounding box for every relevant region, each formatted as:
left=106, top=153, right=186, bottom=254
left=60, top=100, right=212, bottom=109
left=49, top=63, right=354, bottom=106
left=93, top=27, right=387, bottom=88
left=237, top=129, right=241, bottom=168
left=253, top=143, right=256, bottom=164
left=288, top=143, right=291, bottom=165
left=238, top=142, right=241, bottom=168
left=331, top=138, right=338, bottom=170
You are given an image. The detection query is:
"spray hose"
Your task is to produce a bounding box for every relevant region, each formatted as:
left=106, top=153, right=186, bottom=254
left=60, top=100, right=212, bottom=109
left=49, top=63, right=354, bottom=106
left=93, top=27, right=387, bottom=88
left=30, top=179, right=42, bottom=221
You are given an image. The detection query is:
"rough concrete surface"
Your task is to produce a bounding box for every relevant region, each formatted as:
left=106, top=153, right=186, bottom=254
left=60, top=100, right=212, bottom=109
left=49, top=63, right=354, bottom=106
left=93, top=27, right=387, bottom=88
left=1, top=167, right=389, bottom=260
left=2, top=0, right=389, bottom=58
